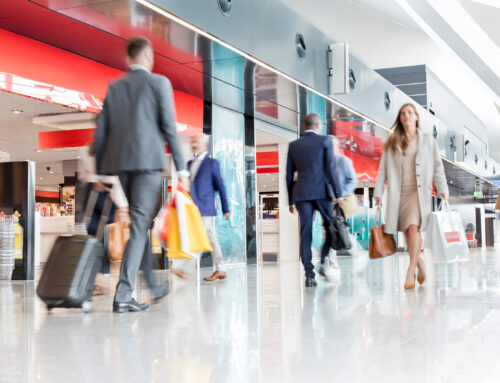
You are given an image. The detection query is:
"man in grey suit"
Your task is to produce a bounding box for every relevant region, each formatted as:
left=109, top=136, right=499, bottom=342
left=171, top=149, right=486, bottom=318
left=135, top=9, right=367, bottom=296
left=94, top=37, right=189, bottom=313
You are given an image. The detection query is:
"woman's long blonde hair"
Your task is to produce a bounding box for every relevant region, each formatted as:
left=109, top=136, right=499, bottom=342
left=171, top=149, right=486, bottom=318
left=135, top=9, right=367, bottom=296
left=383, top=103, right=420, bottom=155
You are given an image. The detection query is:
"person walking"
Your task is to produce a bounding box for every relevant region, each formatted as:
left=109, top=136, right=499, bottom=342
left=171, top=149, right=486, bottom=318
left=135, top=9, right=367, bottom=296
left=76, top=143, right=129, bottom=295
left=287, top=114, right=343, bottom=287
left=374, top=103, right=448, bottom=289
left=94, top=37, right=189, bottom=313
left=185, top=133, right=230, bottom=281
left=328, top=136, right=358, bottom=271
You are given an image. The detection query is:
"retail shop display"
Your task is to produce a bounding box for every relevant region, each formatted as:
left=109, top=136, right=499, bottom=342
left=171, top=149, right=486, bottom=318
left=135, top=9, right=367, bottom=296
left=0, top=214, right=15, bottom=280
left=13, top=212, right=23, bottom=260
left=424, top=201, right=470, bottom=263
left=368, top=208, right=396, bottom=259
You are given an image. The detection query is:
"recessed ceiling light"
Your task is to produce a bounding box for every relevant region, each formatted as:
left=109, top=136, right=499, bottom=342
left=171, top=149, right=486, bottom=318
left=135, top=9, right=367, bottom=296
left=39, top=177, right=44, bottom=180
left=36, top=150, right=42, bottom=153
left=49, top=171, right=54, bottom=174
left=76, top=156, right=80, bottom=159
left=11, top=109, right=23, bottom=114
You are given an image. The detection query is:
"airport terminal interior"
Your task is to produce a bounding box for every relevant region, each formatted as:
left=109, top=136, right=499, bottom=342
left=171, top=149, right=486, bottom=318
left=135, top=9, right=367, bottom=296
left=1, top=0, right=500, bottom=382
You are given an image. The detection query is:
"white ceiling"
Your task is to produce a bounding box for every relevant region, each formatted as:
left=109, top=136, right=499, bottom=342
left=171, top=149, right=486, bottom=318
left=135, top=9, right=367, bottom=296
left=0, top=91, right=86, bottom=188
left=281, top=0, right=500, bottom=160
left=460, top=0, right=500, bottom=47
left=348, top=0, right=421, bottom=30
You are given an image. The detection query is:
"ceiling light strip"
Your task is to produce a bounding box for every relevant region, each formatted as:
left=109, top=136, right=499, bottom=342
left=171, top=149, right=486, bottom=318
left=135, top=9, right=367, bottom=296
left=134, top=0, right=391, bottom=133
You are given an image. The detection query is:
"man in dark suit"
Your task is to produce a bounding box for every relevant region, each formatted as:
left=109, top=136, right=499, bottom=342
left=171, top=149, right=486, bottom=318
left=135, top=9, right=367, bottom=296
left=94, top=37, right=189, bottom=313
left=286, top=114, right=343, bottom=287
left=187, top=133, right=230, bottom=281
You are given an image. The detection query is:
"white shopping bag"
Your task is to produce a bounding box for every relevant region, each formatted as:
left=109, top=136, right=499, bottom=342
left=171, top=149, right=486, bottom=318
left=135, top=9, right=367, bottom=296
left=424, top=201, right=470, bottom=263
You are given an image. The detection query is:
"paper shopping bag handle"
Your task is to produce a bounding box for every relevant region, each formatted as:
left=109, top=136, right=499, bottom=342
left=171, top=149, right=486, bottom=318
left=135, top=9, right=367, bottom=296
left=438, top=200, right=450, bottom=212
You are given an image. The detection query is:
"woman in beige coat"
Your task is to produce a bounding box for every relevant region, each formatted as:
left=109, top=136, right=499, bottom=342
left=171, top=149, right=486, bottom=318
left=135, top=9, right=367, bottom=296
left=374, top=103, right=448, bottom=289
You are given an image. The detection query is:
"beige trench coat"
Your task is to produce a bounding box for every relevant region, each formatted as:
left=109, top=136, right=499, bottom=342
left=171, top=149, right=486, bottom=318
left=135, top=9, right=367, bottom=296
left=374, top=129, right=448, bottom=234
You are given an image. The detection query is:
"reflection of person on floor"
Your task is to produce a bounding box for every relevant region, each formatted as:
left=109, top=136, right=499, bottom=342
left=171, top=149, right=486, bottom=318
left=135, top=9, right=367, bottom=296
left=174, top=133, right=230, bottom=281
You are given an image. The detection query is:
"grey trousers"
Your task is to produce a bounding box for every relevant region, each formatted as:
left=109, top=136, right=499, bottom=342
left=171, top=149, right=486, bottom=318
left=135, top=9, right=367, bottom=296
left=202, top=216, right=225, bottom=271
left=114, top=171, right=162, bottom=303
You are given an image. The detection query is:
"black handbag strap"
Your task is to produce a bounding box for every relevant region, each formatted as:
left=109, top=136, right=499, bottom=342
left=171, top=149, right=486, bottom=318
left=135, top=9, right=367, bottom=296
left=334, top=203, right=345, bottom=219
left=81, top=187, right=113, bottom=241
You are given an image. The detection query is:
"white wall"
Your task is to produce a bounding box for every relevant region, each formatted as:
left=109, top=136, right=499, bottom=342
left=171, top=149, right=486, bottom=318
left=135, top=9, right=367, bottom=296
left=278, top=143, right=299, bottom=261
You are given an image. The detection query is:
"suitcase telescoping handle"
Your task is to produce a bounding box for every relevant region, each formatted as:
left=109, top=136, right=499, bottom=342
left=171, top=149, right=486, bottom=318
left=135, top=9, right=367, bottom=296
left=81, top=187, right=113, bottom=241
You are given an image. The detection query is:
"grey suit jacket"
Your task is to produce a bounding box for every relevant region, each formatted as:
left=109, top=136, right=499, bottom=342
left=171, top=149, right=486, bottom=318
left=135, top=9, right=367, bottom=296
left=94, top=69, right=185, bottom=174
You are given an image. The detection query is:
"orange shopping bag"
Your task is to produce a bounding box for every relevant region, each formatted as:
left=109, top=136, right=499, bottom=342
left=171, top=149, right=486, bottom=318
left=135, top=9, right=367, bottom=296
left=154, top=185, right=212, bottom=259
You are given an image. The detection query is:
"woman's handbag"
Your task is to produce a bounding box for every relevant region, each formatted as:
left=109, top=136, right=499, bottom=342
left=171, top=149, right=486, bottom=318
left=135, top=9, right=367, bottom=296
left=341, top=193, right=360, bottom=218
left=106, top=220, right=130, bottom=262
left=329, top=204, right=352, bottom=250
left=368, top=207, right=397, bottom=259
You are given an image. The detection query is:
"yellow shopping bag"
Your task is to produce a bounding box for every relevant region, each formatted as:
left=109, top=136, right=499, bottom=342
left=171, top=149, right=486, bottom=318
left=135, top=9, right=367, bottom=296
left=164, top=188, right=213, bottom=259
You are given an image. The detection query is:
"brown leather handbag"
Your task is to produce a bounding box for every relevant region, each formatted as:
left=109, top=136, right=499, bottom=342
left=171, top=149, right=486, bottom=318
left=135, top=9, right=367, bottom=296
left=369, top=208, right=397, bottom=259
left=106, top=211, right=130, bottom=262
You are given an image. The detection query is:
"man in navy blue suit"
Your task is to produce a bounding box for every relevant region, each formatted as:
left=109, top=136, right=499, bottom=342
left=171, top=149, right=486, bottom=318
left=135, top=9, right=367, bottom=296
left=287, top=114, right=343, bottom=287
left=187, top=133, right=230, bottom=281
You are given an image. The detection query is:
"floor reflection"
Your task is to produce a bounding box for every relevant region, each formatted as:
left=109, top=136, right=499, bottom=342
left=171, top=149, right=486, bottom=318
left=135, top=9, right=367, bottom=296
left=2, top=247, right=500, bottom=382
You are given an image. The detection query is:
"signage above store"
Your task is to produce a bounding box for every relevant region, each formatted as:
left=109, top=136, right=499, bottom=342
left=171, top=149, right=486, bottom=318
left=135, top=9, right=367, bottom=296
left=38, top=129, right=95, bottom=150
left=0, top=72, right=103, bottom=113
left=0, top=28, right=203, bottom=133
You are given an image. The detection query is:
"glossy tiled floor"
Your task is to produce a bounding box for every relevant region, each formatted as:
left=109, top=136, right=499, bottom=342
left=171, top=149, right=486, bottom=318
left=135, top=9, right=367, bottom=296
left=2, top=248, right=500, bottom=383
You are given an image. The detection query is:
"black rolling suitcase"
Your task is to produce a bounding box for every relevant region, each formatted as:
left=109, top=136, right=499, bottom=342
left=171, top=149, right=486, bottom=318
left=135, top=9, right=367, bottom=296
left=37, top=188, right=113, bottom=313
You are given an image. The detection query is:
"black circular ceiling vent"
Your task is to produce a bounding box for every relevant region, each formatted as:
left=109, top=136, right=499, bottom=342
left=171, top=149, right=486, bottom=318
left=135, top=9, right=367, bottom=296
left=384, top=92, right=391, bottom=111
left=217, top=0, right=232, bottom=16
left=349, top=69, right=356, bottom=90
left=295, top=33, right=306, bottom=61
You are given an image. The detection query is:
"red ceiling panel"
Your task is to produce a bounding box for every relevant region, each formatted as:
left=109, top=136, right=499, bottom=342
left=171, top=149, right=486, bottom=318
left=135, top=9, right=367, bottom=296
left=38, top=128, right=95, bottom=149
left=0, top=0, right=204, bottom=98
left=0, top=28, right=121, bottom=98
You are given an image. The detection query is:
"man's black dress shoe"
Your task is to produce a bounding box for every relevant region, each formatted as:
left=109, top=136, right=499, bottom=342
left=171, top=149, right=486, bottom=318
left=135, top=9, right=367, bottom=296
left=151, top=284, right=169, bottom=304
left=113, top=298, right=150, bottom=313
left=305, top=277, right=317, bottom=287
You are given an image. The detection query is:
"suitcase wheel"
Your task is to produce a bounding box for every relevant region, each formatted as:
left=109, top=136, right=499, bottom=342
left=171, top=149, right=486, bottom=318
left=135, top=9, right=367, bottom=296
left=82, top=301, right=93, bottom=313
left=46, top=304, right=54, bottom=312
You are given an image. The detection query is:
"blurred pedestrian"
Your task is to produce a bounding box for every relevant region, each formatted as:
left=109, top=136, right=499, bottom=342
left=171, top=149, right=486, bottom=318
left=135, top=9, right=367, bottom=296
left=76, top=143, right=128, bottom=295
left=374, top=103, right=448, bottom=289
left=174, top=133, right=229, bottom=281
left=94, top=36, right=189, bottom=313
left=327, top=136, right=358, bottom=277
